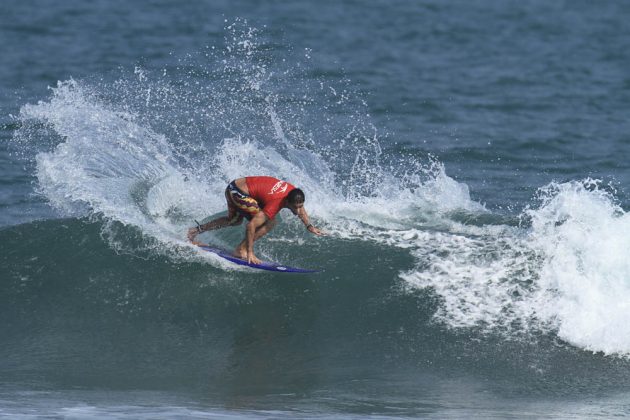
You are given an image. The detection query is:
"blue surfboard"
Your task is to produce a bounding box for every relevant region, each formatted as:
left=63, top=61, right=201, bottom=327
left=197, top=244, right=320, bottom=273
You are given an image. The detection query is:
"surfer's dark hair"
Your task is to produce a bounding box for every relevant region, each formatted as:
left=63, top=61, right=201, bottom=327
left=288, top=188, right=305, bottom=204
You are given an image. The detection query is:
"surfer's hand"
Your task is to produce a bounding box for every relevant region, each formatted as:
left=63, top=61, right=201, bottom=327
left=187, top=227, right=199, bottom=242
left=307, top=225, right=325, bottom=236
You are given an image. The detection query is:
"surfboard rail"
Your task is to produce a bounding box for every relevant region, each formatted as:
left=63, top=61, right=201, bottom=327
left=197, top=245, right=320, bottom=273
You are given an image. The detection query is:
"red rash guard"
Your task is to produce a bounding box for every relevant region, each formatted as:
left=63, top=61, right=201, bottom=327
left=245, top=176, right=296, bottom=220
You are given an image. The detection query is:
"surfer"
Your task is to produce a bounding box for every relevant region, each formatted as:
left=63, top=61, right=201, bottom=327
left=187, top=176, right=324, bottom=265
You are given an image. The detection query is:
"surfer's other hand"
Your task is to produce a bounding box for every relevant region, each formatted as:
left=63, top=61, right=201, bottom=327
left=308, top=225, right=325, bottom=236
left=187, top=227, right=199, bottom=242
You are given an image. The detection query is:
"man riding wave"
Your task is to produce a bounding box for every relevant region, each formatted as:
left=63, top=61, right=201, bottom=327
left=188, top=176, right=324, bottom=264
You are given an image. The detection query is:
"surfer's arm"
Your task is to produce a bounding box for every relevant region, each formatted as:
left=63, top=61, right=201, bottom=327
left=296, top=207, right=324, bottom=236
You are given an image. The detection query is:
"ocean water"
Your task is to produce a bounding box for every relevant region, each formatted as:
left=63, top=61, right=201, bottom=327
left=2, top=0, right=630, bottom=418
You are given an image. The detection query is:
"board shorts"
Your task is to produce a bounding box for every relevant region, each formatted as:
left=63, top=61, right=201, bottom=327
left=225, top=180, right=260, bottom=222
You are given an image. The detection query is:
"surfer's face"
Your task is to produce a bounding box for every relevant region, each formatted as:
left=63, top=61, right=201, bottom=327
left=287, top=201, right=304, bottom=215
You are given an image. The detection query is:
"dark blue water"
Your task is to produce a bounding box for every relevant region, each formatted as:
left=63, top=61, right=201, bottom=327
left=3, top=1, right=630, bottom=418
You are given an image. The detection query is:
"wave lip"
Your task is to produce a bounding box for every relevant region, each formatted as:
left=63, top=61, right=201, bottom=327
left=398, top=178, right=630, bottom=357
left=527, top=179, right=630, bottom=355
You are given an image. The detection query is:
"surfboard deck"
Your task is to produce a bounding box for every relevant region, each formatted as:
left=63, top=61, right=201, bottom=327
left=197, top=244, right=320, bottom=273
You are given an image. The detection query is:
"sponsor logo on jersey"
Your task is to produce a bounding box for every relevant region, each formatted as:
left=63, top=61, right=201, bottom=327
left=268, top=181, right=288, bottom=195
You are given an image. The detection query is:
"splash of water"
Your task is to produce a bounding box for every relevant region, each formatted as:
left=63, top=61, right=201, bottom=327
left=14, top=21, right=466, bottom=249
left=398, top=177, right=630, bottom=355
left=22, top=21, right=630, bottom=358
left=526, top=180, right=630, bottom=355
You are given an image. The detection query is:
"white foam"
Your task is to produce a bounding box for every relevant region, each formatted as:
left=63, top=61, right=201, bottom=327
left=526, top=180, right=630, bottom=355
left=396, top=178, right=630, bottom=356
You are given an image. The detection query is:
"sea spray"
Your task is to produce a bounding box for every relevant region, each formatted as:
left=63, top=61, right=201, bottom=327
left=14, top=21, right=457, bottom=257
left=526, top=179, right=630, bottom=355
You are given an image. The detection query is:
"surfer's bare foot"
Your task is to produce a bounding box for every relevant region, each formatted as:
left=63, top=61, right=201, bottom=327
left=247, top=253, right=262, bottom=265
left=233, top=245, right=247, bottom=259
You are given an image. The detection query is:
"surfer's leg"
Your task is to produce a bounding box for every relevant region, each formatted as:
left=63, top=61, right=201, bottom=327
left=195, top=192, right=243, bottom=234
left=188, top=186, right=246, bottom=242
left=196, top=216, right=230, bottom=232
left=188, top=213, right=233, bottom=242
left=233, top=218, right=277, bottom=258
left=199, top=201, right=236, bottom=231
left=225, top=199, right=244, bottom=226
left=253, top=218, right=277, bottom=240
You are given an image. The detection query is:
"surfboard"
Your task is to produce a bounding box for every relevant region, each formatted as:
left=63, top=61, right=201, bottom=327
left=197, top=244, right=320, bottom=273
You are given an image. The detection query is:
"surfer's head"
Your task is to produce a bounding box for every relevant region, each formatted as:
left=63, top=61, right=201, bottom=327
left=288, top=188, right=305, bottom=205
left=287, top=188, right=305, bottom=214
